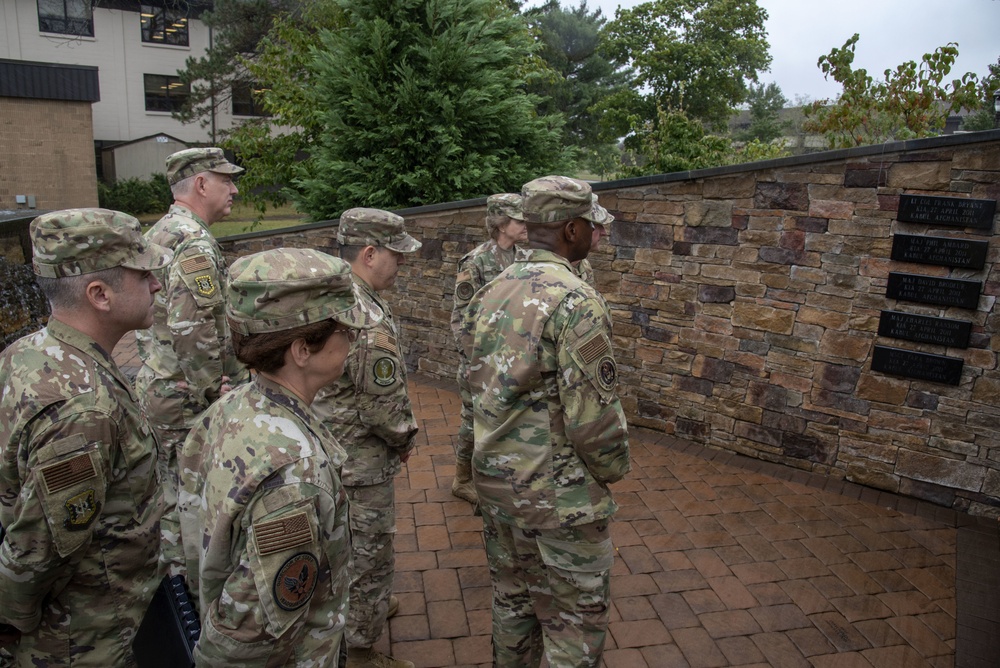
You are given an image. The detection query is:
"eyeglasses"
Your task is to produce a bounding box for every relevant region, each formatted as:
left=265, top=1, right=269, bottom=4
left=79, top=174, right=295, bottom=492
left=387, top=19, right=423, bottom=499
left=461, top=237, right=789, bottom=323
left=333, top=327, right=360, bottom=343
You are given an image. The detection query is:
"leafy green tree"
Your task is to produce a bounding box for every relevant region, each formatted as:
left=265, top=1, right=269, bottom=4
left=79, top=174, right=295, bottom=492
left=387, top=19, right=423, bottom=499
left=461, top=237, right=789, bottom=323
left=601, top=0, right=771, bottom=133
left=173, top=0, right=304, bottom=136
left=523, top=1, right=631, bottom=176
left=292, top=0, right=571, bottom=220
left=803, top=34, right=980, bottom=148
left=962, top=56, right=1000, bottom=131
left=738, top=81, right=789, bottom=143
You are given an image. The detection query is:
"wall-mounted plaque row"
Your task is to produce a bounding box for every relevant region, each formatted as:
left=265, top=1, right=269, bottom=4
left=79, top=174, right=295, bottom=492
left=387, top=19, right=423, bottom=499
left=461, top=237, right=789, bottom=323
left=885, top=272, right=982, bottom=310
left=871, top=345, right=964, bottom=386
left=890, top=234, right=988, bottom=270
left=877, top=310, right=971, bottom=348
left=897, top=194, right=996, bottom=231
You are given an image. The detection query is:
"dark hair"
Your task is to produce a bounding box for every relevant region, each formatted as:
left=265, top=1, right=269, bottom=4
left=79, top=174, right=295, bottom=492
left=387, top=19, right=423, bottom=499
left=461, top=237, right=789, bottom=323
left=36, top=267, right=126, bottom=310
left=230, top=318, right=340, bottom=373
left=338, top=243, right=364, bottom=263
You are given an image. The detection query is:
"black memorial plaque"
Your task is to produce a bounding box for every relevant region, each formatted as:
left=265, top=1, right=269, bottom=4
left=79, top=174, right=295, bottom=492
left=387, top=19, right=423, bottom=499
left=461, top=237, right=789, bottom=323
left=886, top=272, right=982, bottom=310
left=878, top=310, right=971, bottom=348
left=891, top=234, right=988, bottom=270
left=871, top=345, right=963, bottom=386
left=897, top=194, right=996, bottom=231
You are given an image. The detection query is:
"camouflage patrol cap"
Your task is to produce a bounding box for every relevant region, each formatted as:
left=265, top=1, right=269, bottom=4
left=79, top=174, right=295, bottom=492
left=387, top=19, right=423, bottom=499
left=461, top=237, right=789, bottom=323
left=227, top=248, right=383, bottom=335
left=336, top=208, right=422, bottom=253
left=584, top=195, right=614, bottom=227
left=520, top=175, right=593, bottom=224
left=486, top=193, right=524, bottom=221
left=166, top=147, right=245, bottom=186
left=31, top=208, right=173, bottom=278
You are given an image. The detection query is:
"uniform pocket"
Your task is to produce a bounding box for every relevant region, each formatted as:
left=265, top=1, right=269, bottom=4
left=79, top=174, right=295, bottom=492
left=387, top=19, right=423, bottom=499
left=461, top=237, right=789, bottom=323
left=35, top=436, right=107, bottom=558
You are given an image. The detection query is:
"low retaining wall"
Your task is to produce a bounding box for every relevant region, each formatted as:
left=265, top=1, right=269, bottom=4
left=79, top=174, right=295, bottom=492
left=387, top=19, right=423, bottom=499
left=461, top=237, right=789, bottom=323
left=222, top=129, right=1000, bottom=517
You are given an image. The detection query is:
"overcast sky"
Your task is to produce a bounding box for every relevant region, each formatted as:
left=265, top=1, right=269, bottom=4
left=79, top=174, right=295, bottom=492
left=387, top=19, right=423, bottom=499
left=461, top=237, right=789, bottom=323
left=528, top=0, right=1000, bottom=104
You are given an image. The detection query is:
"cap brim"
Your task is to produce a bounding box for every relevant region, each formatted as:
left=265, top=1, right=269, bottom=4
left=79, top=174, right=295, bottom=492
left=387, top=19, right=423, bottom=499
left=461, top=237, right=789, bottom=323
left=121, top=241, right=174, bottom=272
left=385, top=234, right=422, bottom=253
left=210, top=164, right=245, bottom=177
left=331, top=283, right=383, bottom=329
left=582, top=204, right=614, bottom=227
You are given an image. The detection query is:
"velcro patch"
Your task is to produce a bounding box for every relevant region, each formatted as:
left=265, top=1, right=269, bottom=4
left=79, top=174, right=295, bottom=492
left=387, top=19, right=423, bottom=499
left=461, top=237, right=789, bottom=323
left=194, top=275, right=216, bottom=297
left=256, top=511, right=313, bottom=556
left=374, top=331, right=397, bottom=353
left=41, top=453, right=96, bottom=494
left=64, top=489, right=100, bottom=531
left=578, top=333, right=610, bottom=365
left=373, top=357, right=397, bottom=387
left=455, top=281, right=476, bottom=303
left=274, top=553, right=318, bottom=611
left=180, top=255, right=212, bottom=274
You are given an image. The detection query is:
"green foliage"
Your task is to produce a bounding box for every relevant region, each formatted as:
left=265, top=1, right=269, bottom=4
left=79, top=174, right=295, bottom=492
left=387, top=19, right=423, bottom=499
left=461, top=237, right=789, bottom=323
left=622, top=106, right=787, bottom=177
left=803, top=34, right=980, bottom=148
left=523, top=1, right=631, bottom=176
left=601, top=0, right=771, bottom=134
left=962, top=56, right=999, bottom=132
left=738, top=81, right=789, bottom=143
left=98, top=174, right=172, bottom=216
left=292, top=0, right=571, bottom=220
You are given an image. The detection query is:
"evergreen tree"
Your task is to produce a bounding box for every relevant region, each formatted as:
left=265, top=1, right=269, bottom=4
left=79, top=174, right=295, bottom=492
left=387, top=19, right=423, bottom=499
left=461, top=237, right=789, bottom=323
left=292, top=0, right=570, bottom=220
left=738, top=82, right=789, bottom=143
left=962, top=56, right=1000, bottom=131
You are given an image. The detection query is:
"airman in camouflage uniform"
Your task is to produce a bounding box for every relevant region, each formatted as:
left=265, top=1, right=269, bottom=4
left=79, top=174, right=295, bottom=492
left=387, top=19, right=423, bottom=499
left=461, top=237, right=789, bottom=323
left=135, top=147, right=248, bottom=573
left=0, top=208, right=172, bottom=666
left=312, top=208, right=421, bottom=668
left=178, top=248, right=380, bottom=666
left=572, top=195, right=614, bottom=288
left=462, top=177, right=630, bottom=668
left=449, top=193, right=527, bottom=504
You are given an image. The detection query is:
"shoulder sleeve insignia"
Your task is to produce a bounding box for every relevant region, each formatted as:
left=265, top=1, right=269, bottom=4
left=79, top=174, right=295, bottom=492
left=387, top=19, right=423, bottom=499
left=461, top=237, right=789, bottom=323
left=41, top=452, right=96, bottom=494
left=255, top=511, right=314, bottom=556
left=455, top=280, right=476, bottom=303
left=578, top=333, right=611, bottom=365
left=180, top=255, right=212, bottom=275
left=273, top=552, right=319, bottom=611
left=64, top=489, right=101, bottom=531
left=597, top=356, right=618, bottom=391
left=194, top=275, right=216, bottom=297
left=374, top=331, right=398, bottom=354
left=373, top=357, right=397, bottom=387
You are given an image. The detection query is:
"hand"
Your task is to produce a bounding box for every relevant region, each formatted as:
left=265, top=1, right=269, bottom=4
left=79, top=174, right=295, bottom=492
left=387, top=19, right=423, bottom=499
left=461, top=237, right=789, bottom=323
left=220, top=375, right=233, bottom=395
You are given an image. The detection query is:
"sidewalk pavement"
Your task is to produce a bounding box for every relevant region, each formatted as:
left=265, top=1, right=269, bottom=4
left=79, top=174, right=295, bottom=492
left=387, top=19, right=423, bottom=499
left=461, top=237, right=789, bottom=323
left=113, top=334, right=1000, bottom=668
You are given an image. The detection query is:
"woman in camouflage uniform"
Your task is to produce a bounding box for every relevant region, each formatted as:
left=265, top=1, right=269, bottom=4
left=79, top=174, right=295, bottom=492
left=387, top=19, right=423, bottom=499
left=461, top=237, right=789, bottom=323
left=178, top=248, right=381, bottom=666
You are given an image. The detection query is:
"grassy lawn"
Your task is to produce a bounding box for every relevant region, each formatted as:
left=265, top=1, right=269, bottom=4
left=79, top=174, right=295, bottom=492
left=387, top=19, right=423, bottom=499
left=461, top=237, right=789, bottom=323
left=137, top=202, right=311, bottom=237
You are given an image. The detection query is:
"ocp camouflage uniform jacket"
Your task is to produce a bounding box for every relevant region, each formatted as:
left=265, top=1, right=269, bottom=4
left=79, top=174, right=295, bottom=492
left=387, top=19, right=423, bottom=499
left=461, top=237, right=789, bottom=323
left=179, top=375, right=350, bottom=666
left=135, top=204, right=244, bottom=429
left=462, top=248, right=630, bottom=529
left=449, top=239, right=518, bottom=343
left=0, top=319, right=163, bottom=666
left=312, top=277, right=418, bottom=486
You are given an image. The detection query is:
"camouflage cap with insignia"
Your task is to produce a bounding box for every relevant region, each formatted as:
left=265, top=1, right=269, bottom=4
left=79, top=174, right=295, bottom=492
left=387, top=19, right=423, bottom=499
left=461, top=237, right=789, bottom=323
left=227, top=248, right=383, bottom=335
left=486, top=193, right=524, bottom=221
left=583, top=194, right=614, bottom=227
left=336, top=208, right=422, bottom=253
left=520, top=175, right=593, bottom=224
left=166, top=147, right=245, bottom=186
left=31, top=208, right=173, bottom=278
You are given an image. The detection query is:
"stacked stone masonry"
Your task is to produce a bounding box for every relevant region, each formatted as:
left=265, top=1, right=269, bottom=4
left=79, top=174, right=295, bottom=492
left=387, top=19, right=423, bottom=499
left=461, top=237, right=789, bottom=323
left=222, top=131, right=1000, bottom=518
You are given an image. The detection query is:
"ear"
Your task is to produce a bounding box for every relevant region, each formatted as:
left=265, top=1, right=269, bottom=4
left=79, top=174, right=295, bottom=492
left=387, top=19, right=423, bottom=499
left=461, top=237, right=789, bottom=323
left=85, top=279, right=113, bottom=313
left=363, top=245, right=378, bottom=265
left=287, top=338, right=312, bottom=369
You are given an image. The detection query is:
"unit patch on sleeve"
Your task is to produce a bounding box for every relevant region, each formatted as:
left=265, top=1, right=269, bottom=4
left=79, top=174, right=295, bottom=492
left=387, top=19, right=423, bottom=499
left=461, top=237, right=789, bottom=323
left=194, top=275, right=216, bottom=297
left=373, top=357, right=397, bottom=387
left=64, top=489, right=100, bottom=531
left=597, top=355, right=618, bottom=391
left=273, top=552, right=319, bottom=611
left=456, top=280, right=476, bottom=303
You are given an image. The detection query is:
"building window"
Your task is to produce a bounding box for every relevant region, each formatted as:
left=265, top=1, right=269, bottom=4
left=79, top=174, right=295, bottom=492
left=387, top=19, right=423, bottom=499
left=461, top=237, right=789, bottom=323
left=144, top=74, right=189, bottom=113
left=231, top=81, right=269, bottom=117
left=140, top=4, right=189, bottom=46
left=37, top=0, right=94, bottom=37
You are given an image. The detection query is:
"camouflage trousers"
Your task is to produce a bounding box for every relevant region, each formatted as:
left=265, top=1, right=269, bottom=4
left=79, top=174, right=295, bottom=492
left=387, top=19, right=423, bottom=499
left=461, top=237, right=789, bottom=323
left=482, top=515, right=613, bottom=668
left=454, top=367, right=473, bottom=464
left=150, top=424, right=189, bottom=576
left=345, top=480, right=397, bottom=648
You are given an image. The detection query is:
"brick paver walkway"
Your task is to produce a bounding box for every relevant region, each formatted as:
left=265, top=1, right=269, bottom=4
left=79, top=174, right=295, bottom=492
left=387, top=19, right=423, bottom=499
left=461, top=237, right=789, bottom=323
left=113, top=334, right=999, bottom=668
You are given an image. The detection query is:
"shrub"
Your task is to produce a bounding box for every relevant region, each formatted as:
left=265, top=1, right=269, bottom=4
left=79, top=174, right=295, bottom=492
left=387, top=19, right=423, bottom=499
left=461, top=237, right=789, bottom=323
left=98, top=174, right=172, bottom=216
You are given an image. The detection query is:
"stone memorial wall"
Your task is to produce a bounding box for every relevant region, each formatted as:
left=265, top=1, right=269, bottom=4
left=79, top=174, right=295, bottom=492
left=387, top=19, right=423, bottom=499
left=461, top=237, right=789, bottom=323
left=222, top=130, right=1000, bottom=517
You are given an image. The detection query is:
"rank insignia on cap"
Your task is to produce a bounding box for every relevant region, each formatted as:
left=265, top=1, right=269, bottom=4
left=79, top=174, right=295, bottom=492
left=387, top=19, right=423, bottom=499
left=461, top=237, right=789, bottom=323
left=455, top=281, right=475, bottom=302
left=374, top=357, right=396, bottom=386
left=273, top=553, right=319, bottom=611
left=64, top=489, right=100, bottom=531
left=194, top=275, right=216, bottom=297
left=597, top=356, right=617, bottom=391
